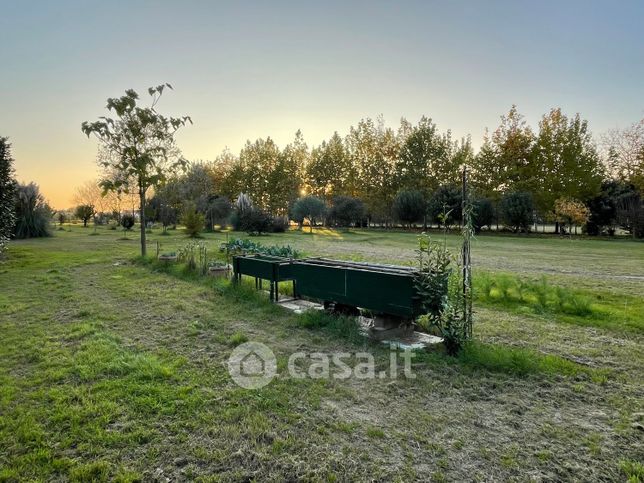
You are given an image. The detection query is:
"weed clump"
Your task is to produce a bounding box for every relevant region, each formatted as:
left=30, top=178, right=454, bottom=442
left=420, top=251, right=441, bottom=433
left=476, top=274, right=598, bottom=318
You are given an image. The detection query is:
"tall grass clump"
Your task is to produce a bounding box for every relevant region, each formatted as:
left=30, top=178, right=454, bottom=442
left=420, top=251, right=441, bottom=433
left=13, top=182, right=51, bottom=239
left=476, top=273, right=598, bottom=318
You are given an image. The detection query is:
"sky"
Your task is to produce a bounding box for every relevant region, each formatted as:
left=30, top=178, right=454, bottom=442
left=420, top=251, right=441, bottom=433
left=1, top=0, right=643, bottom=209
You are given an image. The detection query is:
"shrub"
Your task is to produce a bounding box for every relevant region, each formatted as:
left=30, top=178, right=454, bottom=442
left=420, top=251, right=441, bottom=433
left=232, top=207, right=273, bottom=235
left=428, top=185, right=461, bottom=227
left=271, top=215, right=290, bottom=233
left=120, top=214, right=135, bottom=231
left=13, top=182, right=51, bottom=239
left=329, top=196, right=366, bottom=227
left=585, top=180, right=635, bottom=235
left=500, top=192, right=534, bottom=232
left=181, top=203, right=204, bottom=237
left=473, top=198, right=494, bottom=232
left=290, top=196, right=327, bottom=233
left=392, top=190, right=426, bottom=227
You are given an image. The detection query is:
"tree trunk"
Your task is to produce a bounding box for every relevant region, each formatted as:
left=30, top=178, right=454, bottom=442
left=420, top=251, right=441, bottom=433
left=139, top=188, right=147, bottom=257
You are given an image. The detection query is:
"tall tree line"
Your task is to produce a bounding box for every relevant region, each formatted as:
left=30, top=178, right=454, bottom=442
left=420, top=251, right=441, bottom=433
left=113, top=106, right=641, bottom=236
left=192, top=106, right=640, bottom=226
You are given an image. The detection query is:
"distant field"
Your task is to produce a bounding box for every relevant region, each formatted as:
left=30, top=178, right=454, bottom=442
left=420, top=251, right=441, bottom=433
left=0, top=227, right=642, bottom=481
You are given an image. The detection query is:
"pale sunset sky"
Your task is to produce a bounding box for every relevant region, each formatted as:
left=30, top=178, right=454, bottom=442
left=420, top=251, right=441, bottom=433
left=1, top=0, right=643, bottom=208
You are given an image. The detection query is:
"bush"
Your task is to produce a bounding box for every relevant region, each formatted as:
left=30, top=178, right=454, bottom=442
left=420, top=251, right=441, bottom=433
left=232, top=207, right=273, bottom=235
left=271, top=215, right=289, bottom=233
left=329, top=196, right=366, bottom=227
left=290, top=196, right=327, bottom=233
left=120, top=214, right=135, bottom=231
left=13, top=182, right=51, bottom=239
left=428, top=185, right=461, bottom=227
left=181, top=203, right=204, bottom=237
left=473, top=198, right=494, bottom=232
left=392, top=190, right=426, bottom=227
left=585, top=180, right=635, bottom=235
left=499, top=192, right=534, bottom=232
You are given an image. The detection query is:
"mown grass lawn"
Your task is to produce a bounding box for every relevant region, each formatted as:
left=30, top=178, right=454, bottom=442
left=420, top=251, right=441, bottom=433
left=0, top=226, right=642, bottom=481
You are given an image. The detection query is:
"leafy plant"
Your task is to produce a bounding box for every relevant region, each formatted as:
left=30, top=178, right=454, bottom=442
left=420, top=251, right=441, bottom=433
left=177, top=241, right=208, bottom=274
left=220, top=238, right=300, bottom=258
left=414, top=234, right=451, bottom=313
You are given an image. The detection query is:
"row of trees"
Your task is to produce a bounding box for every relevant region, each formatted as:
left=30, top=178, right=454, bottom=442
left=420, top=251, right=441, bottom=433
left=144, top=109, right=641, bottom=236
left=177, top=108, right=642, bottom=232
left=78, top=87, right=642, bottom=256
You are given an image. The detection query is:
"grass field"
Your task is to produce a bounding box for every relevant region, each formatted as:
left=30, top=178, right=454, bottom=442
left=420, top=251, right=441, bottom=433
left=1, top=226, right=642, bottom=481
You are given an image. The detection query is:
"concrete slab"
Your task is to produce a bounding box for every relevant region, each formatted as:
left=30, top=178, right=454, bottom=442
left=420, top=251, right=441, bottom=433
left=276, top=298, right=324, bottom=314
left=276, top=300, right=443, bottom=349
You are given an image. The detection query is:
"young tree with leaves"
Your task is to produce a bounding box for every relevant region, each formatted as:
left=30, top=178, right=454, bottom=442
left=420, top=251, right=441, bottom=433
left=82, top=84, right=191, bottom=256
left=328, top=196, right=365, bottom=227
left=0, top=137, right=16, bottom=255
left=291, top=196, right=327, bottom=233
left=74, top=205, right=95, bottom=227
left=554, top=198, right=590, bottom=235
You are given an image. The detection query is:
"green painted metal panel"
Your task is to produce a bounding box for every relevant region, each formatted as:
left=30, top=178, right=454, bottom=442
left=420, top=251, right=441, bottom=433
left=292, top=260, right=421, bottom=318
left=233, top=255, right=424, bottom=318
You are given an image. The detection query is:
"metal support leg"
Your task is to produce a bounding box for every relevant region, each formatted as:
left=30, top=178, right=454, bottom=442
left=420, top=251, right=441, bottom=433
left=270, top=282, right=274, bottom=302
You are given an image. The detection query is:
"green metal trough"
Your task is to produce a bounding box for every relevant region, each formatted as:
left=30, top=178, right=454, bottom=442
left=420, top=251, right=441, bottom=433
left=232, top=254, right=296, bottom=301
left=290, top=258, right=421, bottom=318
left=232, top=255, right=423, bottom=319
